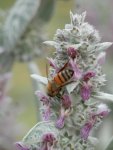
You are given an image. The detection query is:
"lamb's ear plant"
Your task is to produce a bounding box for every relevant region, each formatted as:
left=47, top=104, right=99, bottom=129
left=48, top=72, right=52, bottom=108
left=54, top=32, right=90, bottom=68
left=16, top=12, right=113, bottom=150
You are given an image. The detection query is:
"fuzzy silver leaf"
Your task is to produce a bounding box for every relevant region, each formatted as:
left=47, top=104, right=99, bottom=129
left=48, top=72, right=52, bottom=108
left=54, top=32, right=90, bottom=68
left=31, top=74, right=48, bottom=85
left=95, top=42, right=112, bottom=52
left=43, top=41, right=59, bottom=49
left=93, top=92, right=113, bottom=102
left=88, top=136, right=99, bottom=145
left=21, top=121, right=59, bottom=149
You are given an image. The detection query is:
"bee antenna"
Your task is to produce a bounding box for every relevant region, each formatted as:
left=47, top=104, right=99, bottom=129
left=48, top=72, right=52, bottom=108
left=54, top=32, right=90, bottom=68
left=46, top=63, right=49, bottom=81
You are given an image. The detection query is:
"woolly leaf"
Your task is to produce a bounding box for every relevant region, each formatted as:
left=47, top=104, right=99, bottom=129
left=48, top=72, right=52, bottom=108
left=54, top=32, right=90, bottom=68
left=92, top=92, right=113, bottom=102
left=31, top=74, right=48, bottom=85
left=88, top=136, right=99, bottom=145
left=3, top=0, right=41, bottom=51
left=81, top=11, right=86, bottom=23
left=19, top=121, right=59, bottom=149
left=97, top=52, right=106, bottom=65
left=43, top=41, right=59, bottom=49
left=105, top=137, right=113, bottom=150
left=95, top=42, right=112, bottom=52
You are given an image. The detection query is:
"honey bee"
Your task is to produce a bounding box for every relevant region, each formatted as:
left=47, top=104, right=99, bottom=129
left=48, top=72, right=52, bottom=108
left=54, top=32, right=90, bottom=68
left=46, top=62, right=74, bottom=97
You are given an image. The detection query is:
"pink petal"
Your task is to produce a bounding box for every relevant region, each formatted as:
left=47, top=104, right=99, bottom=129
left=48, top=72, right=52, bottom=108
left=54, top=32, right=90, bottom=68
left=42, top=106, right=51, bottom=121
left=35, top=91, right=49, bottom=105
left=62, top=94, right=72, bottom=109
left=69, top=59, right=82, bottom=80
left=83, top=71, right=95, bottom=82
left=15, top=142, right=29, bottom=150
left=42, top=133, right=55, bottom=143
left=80, top=122, right=93, bottom=140
left=80, top=82, right=91, bottom=101
left=55, top=114, right=65, bottom=129
left=47, top=57, right=59, bottom=72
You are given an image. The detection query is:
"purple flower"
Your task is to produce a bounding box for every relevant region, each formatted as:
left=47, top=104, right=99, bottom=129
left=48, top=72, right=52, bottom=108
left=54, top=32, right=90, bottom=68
left=56, top=114, right=65, bottom=129
left=42, top=133, right=55, bottom=144
left=80, top=82, right=91, bottom=101
left=47, top=57, right=59, bottom=72
left=55, top=108, right=71, bottom=129
left=35, top=91, right=49, bottom=105
left=96, top=103, right=110, bottom=117
left=62, top=94, right=72, bottom=109
left=40, top=133, right=56, bottom=150
left=83, top=71, right=95, bottom=82
left=67, top=47, right=78, bottom=59
left=80, top=122, right=94, bottom=140
left=42, top=106, right=51, bottom=121
left=15, top=142, right=29, bottom=150
left=81, top=104, right=110, bottom=140
left=55, top=108, right=66, bottom=129
left=69, top=59, right=82, bottom=80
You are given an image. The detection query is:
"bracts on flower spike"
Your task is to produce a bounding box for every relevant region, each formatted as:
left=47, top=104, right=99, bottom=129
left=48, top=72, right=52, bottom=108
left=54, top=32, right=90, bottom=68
left=35, top=91, right=51, bottom=121
left=80, top=71, right=96, bottom=101
left=55, top=108, right=71, bottom=129
left=55, top=94, right=72, bottom=129
left=80, top=103, right=110, bottom=140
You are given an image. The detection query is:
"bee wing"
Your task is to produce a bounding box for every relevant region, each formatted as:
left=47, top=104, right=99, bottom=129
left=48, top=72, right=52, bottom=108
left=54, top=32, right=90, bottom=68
left=66, top=81, right=79, bottom=94
left=31, top=74, right=48, bottom=85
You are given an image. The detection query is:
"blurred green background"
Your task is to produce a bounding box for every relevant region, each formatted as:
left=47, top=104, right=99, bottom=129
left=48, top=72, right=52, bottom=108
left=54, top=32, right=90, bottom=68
left=0, top=0, right=113, bottom=149
left=0, top=0, right=74, bottom=134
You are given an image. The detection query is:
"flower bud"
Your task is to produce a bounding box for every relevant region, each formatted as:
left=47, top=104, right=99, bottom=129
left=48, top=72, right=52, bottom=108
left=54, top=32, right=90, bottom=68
left=96, top=103, right=110, bottom=117
left=67, top=47, right=78, bottom=59
left=42, top=133, right=56, bottom=144
left=42, top=106, right=51, bottom=121
left=80, top=82, right=91, bottom=101
left=41, top=133, right=56, bottom=150
left=83, top=71, right=95, bottom=82
left=56, top=114, right=65, bottom=129
left=80, top=122, right=93, bottom=140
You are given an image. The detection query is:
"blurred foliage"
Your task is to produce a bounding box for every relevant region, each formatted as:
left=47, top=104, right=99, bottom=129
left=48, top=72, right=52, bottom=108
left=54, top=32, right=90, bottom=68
left=0, top=0, right=74, bottom=136
left=37, top=0, right=56, bottom=22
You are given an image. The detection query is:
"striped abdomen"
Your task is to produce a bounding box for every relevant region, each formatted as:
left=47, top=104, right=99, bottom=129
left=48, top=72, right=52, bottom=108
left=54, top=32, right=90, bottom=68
left=53, top=69, right=74, bottom=86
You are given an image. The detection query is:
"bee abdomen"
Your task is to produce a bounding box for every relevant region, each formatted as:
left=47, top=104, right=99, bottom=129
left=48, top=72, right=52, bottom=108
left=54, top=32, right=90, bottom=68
left=53, top=69, right=74, bottom=86
left=61, top=69, right=74, bottom=81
